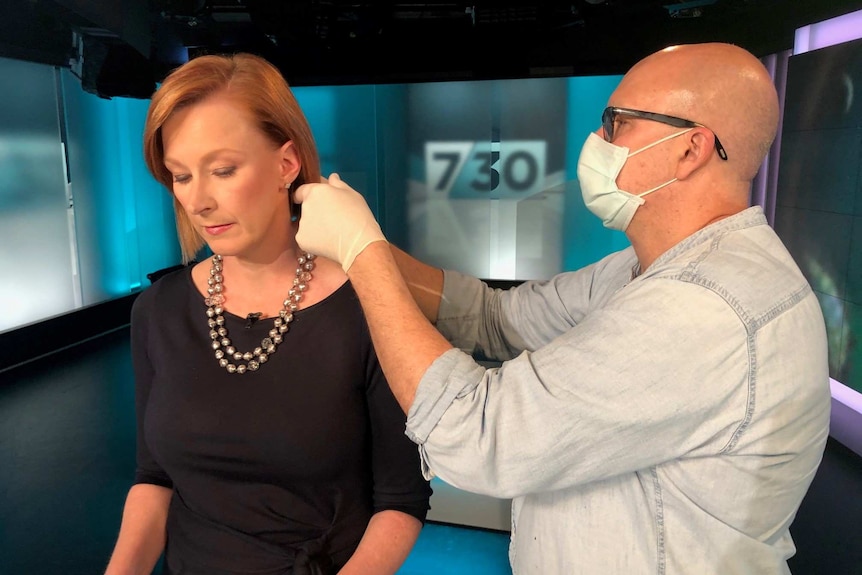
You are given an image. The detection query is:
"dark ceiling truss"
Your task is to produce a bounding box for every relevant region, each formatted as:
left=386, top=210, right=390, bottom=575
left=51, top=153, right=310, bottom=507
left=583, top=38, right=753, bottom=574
left=2, top=0, right=862, bottom=97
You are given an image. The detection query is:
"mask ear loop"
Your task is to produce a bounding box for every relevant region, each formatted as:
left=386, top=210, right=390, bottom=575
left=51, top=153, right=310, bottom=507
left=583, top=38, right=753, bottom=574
left=624, top=129, right=693, bottom=199
left=627, top=128, right=693, bottom=158
left=637, top=177, right=678, bottom=198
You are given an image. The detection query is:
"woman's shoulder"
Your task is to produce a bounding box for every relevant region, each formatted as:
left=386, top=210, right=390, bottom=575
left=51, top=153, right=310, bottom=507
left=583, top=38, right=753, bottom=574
left=301, top=255, right=351, bottom=309
left=133, top=264, right=195, bottom=314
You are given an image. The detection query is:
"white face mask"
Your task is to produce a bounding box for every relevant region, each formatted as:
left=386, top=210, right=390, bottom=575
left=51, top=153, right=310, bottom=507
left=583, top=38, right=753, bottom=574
left=576, top=129, right=693, bottom=231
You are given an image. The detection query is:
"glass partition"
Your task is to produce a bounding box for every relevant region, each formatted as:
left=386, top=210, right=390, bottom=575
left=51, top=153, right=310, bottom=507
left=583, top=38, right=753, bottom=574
left=0, top=57, right=180, bottom=335
left=0, top=57, right=75, bottom=332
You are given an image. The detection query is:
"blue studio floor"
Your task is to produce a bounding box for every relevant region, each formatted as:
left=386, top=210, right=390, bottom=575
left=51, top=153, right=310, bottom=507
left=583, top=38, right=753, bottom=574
left=398, top=522, right=512, bottom=575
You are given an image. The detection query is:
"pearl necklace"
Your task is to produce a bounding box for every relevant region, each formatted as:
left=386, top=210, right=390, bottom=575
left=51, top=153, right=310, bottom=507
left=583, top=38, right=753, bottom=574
left=205, top=252, right=315, bottom=374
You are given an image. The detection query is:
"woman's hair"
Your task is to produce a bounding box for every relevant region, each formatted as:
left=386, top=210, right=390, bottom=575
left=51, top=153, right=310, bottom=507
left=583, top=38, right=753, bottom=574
left=143, top=52, right=321, bottom=263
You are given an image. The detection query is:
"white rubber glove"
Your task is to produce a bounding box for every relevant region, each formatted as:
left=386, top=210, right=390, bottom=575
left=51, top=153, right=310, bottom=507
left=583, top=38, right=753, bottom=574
left=294, top=173, right=387, bottom=273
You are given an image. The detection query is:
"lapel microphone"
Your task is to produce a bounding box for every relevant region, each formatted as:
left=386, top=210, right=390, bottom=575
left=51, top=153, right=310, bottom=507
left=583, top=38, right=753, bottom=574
left=245, top=312, right=263, bottom=329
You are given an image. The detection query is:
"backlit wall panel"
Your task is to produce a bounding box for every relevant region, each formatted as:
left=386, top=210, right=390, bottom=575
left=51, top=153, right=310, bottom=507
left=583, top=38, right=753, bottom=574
left=774, top=36, right=862, bottom=397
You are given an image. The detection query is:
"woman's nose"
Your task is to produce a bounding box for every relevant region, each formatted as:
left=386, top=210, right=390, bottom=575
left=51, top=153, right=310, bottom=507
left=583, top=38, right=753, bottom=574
left=178, top=178, right=215, bottom=216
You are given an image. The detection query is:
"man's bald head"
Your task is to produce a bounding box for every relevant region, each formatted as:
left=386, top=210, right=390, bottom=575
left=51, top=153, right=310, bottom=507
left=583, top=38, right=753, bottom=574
left=614, top=43, right=779, bottom=181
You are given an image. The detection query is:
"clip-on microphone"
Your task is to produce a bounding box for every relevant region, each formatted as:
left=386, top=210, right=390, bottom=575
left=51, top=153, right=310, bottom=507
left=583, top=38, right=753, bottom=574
left=245, top=311, right=263, bottom=329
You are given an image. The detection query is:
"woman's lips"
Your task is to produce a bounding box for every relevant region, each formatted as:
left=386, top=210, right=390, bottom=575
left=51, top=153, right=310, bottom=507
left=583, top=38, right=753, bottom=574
left=204, top=223, right=233, bottom=236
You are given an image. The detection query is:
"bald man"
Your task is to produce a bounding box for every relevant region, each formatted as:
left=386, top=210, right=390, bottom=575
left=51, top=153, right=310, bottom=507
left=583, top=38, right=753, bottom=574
left=295, top=43, right=831, bottom=574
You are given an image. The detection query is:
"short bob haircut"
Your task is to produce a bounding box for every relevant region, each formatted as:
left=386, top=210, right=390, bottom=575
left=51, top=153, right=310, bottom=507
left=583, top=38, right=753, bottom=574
left=143, top=52, right=321, bottom=263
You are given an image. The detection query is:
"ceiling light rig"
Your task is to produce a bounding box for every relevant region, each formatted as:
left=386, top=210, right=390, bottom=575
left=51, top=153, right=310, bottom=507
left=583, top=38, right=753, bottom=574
left=663, top=0, right=719, bottom=18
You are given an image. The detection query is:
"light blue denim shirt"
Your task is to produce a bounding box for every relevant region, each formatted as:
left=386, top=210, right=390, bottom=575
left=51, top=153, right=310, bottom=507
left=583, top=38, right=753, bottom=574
left=406, top=206, right=831, bottom=574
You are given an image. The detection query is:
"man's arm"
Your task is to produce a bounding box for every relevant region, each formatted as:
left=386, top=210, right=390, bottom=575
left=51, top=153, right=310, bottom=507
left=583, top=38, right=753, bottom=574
left=295, top=175, right=454, bottom=413
left=389, top=244, right=444, bottom=324
left=350, top=242, right=452, bottom=413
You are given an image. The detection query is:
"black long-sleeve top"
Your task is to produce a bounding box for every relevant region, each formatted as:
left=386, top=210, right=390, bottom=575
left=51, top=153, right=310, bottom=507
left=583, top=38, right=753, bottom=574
left=130, top=268, right=432, bottom=574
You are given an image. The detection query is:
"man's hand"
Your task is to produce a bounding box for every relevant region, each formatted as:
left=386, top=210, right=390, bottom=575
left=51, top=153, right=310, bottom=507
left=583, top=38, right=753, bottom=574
left=294, top=173, right=387, bottom=273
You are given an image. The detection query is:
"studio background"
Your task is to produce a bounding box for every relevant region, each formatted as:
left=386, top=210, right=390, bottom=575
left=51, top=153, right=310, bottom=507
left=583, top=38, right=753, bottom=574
left=1, top=7, right=861, bottom=574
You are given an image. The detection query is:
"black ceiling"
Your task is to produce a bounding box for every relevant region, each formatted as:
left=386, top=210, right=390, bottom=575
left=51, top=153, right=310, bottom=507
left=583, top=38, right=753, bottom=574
left=3, top=0, right=862, bottom=98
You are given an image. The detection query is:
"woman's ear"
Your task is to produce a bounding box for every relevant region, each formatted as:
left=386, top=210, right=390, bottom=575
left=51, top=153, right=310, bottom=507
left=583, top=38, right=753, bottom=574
left=279, top=140, right=301, bottom=185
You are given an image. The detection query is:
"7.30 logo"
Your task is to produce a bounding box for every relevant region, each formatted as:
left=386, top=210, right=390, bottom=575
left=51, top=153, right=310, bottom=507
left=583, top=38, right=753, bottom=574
left=425, top=141, right=546, bottom=199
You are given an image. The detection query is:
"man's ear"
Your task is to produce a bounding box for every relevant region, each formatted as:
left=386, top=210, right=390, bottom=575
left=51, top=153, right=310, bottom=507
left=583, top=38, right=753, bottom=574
left=279, top=140, right=301, bottom=184
left=676, top=128, right=714, bottom=180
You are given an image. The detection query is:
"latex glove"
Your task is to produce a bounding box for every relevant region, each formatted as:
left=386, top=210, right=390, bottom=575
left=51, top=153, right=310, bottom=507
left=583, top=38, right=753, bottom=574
left=294, top=173, right=387, bottom=273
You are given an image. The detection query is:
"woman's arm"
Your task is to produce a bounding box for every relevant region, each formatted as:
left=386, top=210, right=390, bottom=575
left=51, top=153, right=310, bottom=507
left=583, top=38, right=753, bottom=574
left=104, top=483, right=172, bottom=575
left=339, top=298, right=430, bottom=575
left=337, top=510, right=423, bottom=575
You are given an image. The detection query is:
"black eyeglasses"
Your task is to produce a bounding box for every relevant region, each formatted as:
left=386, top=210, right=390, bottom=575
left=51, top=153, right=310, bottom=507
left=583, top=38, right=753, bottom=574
left=602, top=106, right=728, bottom=161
